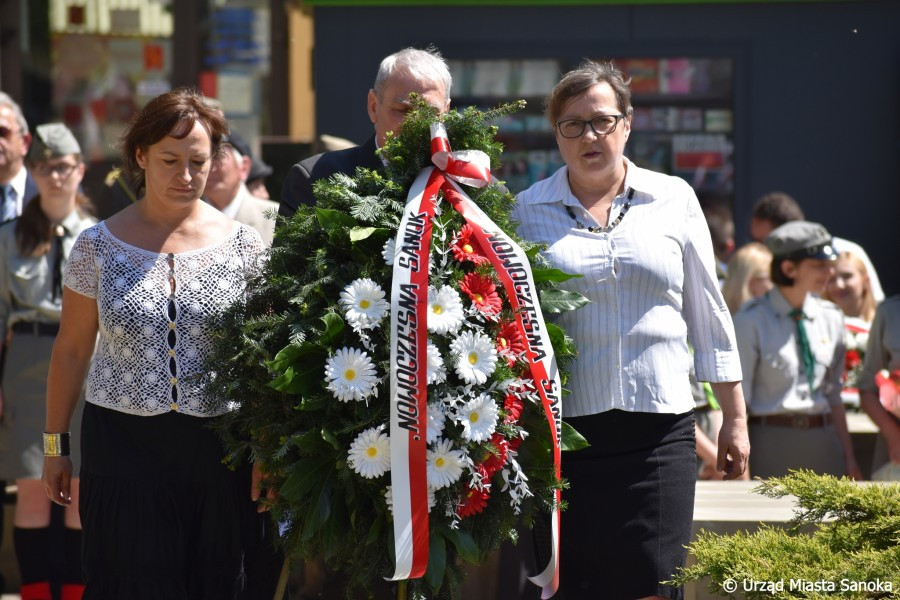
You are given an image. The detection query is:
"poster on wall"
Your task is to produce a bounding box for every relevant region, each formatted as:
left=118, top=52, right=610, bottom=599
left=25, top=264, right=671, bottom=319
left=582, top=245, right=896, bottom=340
left=52, top=34, right=172, bottom=161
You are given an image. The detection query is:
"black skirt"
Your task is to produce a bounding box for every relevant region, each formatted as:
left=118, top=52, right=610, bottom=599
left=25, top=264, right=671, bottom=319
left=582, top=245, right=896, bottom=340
left=79, top=402, right=257, bottom=600
left=558, top=409, right=696, bottom=600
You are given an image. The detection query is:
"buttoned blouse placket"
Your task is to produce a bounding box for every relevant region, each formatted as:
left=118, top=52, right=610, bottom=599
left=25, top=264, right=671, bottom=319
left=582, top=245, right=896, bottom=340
left=166, top=252, right=179, bottom=411
left=564, top=189, right=631, bottom=411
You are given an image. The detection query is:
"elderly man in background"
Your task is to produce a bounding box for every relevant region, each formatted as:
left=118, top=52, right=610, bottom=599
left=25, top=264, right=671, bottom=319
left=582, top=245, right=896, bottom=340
left=279, top=46, right=452, bottom=218
left=0, top=92, right=37, bottom=222
left=204, top=130, right=279, bottom=245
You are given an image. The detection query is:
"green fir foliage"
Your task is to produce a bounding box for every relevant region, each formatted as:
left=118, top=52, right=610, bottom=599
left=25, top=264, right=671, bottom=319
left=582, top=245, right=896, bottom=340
left=205, top=97, right=584, bottom=599
left=671, top=471, right=899, bottom=599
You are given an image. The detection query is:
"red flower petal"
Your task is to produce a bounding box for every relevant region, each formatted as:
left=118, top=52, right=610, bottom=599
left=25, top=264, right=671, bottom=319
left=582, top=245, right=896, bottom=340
left=450, top=224, right=490, bottom=265
left=457, top=485, right=490, bottom=518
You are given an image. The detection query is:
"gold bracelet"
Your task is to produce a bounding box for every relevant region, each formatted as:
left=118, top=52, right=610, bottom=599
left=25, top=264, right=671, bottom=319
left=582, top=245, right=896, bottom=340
left=43, top=432, right=71, bottom=457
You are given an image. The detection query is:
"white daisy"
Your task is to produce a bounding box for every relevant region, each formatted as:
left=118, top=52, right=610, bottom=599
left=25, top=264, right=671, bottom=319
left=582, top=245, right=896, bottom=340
left=427, top=286, right=464, bottom=335
left=426, top=341, right=446, bottom=385
left=382, top=238, right=399, bottom=267
left=385, top=485, right=436, bottom=514
left=324, top=347, right=378, bottom=402
left=348, top=426, right=391, bottom=479
left=457, top=393, right=499, bottom=442
left=426, top=438, right=465, bottom=489
left=339, top=278, right=389, bottom=330
left=426, top=401, right=446, bottom=444
left=450, top=330, right=498, bottom=385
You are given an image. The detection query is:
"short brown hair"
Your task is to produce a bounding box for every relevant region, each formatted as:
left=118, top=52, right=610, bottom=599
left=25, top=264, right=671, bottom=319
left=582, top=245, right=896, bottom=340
left=752, top=191, right=805, bottom=227
left=121, top=87, right=228, bottom=194
left=545, top=59, right=633, bottom=125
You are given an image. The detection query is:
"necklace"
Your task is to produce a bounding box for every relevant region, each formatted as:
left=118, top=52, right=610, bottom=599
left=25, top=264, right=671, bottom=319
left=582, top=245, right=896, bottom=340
left=565, top=187, right=634, bottom=233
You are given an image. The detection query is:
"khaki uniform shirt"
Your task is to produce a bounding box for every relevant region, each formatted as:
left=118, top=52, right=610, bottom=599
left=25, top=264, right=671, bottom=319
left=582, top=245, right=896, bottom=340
left=0, top=209, right=97, bottom=332
left=733, top=287, right=844, bottom=416
left=858, top=295, right=900, bottom=392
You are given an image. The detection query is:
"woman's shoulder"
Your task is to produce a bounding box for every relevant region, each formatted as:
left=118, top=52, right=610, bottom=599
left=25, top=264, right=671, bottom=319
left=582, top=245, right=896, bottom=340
left=515, top=166, right=567, bottom=205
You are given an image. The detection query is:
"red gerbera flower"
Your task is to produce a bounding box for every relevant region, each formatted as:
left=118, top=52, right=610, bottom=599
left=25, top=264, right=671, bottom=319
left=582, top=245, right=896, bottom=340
left=508, top=435, right=523, bottom=453
left=481, top=433, right=509, bottom=475
left=496, top=320, right=525, bottom=366
left=503, top=394, right=524, bottom=424
left=450, top=224, right=489, bottom=265
left=457, top=485, right=490, bottom=518
left=459, top=272, right=502, bottom=315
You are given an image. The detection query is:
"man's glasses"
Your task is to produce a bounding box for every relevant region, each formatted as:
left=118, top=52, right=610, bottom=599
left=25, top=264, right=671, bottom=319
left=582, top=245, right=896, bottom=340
left=32, top=162, right=79, bottom=179
left=556, top=114, right=626, bottom=139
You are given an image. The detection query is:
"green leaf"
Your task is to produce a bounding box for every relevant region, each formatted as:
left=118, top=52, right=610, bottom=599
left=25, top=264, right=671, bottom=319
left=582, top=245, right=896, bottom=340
left=349, top=226, right=379, bottom=242
left=315, top=207, right=357, bottom=233
left=302, top=477, right=333, bottom=541
left=525, top=246, right=540, bottom=261
left=319, top=313, right=345, bottom=346
left=561, top=421, right=590, bottom=451
left=320, top=427, right=341, bottom=451
left=279, top=456, right=333, bottom=501
left=365, top=513, right=385, bottom=546
left=424, top=530, right=447, bottom=592
left=444, top=527, right=479, bottom=564
left=296, top=396, right=330, bottom=412
left=321, top=487, right=349, bottom=560
left=531, top=268, right=581, bottom=284
left=265, top=343, right=328, bottom=396
left=539, top=288, right=590, bottom=314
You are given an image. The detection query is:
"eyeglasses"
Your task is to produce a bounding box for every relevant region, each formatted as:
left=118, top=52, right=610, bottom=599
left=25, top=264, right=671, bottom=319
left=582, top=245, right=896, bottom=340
left=32, top=162, right=79, bottom=179
left=556, top=114, right=626, bottom=139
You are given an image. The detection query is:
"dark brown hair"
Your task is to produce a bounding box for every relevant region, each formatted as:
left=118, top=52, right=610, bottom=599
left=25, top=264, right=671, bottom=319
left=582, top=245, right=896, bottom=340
left=545, top=59, right=633, bottom=125
left=15, top=187, right=96, bottom=257
left=121, top=87, right=228, bottom=194
left=752, top=191, right=805, bottom=227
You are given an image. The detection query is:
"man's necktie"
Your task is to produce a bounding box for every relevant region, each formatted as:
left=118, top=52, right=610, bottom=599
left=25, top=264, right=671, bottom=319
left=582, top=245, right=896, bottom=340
left=789, top=308, right=816, bottom=391
left=0, top=184, right=16, bottom=222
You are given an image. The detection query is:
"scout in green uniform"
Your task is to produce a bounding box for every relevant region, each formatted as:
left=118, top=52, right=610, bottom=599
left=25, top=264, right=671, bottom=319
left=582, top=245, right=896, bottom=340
left=733, top=221, right=861, bottom=479
left=0, top=123, right=96, bottom=599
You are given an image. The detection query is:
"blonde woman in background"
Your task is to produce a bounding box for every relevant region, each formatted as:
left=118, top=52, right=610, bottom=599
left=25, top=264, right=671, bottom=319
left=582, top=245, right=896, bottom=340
left=722, top=242, right=773, bottom=315
left=823, top=251, right=878, bottom=409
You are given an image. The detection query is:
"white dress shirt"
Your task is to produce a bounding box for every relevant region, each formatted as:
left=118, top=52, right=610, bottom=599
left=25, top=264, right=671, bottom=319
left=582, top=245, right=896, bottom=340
left=512, top=159, right=742, bottom=417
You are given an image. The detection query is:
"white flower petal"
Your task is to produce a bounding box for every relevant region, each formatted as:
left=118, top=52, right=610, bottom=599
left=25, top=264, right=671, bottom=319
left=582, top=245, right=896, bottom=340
left=427, top=438, right=465, bottom=489
left=339, top=278, right=390, bottom=330
left=427, top=286, right=465, bottom=335
left=450, top=330, right=498, bottom=385
left=348, top=426, right=391, bottom=479
left=426, top=401, right=446, bottom=444
left=426, top=341, right=446, bottom=385
left=324, top=347, right=378, bottom=402
left=457, top=393, right=499, bottom=442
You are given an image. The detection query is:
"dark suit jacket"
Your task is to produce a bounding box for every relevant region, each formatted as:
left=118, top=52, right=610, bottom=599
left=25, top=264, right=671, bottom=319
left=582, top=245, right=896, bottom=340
left=279, top=135, right=381, bottom=219
left=23, top=171, right=38, bottom=204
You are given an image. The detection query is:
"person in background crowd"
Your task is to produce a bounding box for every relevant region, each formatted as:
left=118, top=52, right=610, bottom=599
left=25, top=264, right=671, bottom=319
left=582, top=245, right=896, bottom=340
left=279, top=46, right=452, bottom=218
left=734, top=221, right=860, bottom=479
left=513, top=59, right=748, bottom=600
left=857, top=295, right=900, bottom=475
left=204, top=130, right=278, bottom=245
left=0, top=92, right=38, bottom=222
left=0, top=124, right=95, bottom=600
left=823, top=251, right=879, bottom=409
left=702, top=203, right=735, bottom=283
left=721, top=242, right=773, bottom=315
left=41, top=87, right=267, bottom=599
left=749, top=190, right=884, bottom=302
left=245, top=150, right=274, bottom=200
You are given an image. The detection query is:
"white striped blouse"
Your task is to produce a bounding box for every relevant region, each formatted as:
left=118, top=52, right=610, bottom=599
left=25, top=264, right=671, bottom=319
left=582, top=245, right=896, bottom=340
left=512, top=159, right=742, bottom=417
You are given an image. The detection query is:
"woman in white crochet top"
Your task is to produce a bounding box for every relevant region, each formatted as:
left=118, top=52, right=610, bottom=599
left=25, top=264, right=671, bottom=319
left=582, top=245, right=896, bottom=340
left=41, top=88, right=266, bottom=599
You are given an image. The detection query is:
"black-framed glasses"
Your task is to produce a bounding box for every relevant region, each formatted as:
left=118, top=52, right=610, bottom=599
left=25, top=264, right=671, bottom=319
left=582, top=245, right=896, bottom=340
left=556, top=114, right=626, bottom=139
left=32, top=162, right=79, bottom=179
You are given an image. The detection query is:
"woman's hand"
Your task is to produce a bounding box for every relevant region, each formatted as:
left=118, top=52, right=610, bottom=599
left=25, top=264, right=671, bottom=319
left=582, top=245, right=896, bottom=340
left=845, top=455, right=863, bottom=481
left=251, top=461, right=277, bottom=513
left=716, top=415, right=751, bottom=479
left=43, top=456, right=74, bottom=506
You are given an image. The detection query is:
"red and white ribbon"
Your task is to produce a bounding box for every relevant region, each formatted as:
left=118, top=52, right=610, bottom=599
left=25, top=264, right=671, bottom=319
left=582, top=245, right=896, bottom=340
left=388, top=123, right=561, bottom=598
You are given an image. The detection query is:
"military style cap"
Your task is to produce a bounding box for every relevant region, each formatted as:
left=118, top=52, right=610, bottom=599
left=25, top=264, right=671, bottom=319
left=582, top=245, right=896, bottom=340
left=223, top=129, right=272, bottom=182
left=765, top=220, right=838, bottom=261
left=28, top=123, right=81, bottom=162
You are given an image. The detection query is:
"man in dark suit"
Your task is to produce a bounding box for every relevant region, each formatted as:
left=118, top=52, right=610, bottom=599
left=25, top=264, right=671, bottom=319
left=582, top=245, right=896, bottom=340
left=0, top=92, right=37, bottom=222
left=279, top=47, right=452, bottom=219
